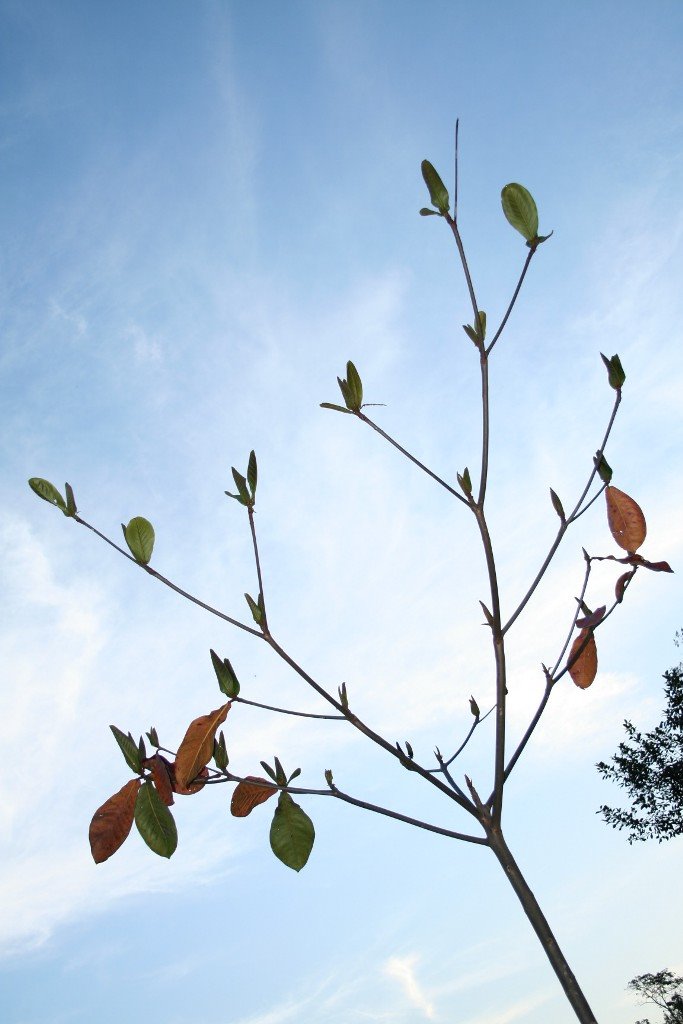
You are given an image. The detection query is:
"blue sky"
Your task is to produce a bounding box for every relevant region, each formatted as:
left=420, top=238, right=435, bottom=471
left=2, top=1, right=683, bottom=1022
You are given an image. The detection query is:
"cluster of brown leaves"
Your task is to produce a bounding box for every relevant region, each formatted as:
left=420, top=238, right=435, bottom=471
left=567, top=486, right=672, bottom=690
left=89, top=704, right=230, bottom=863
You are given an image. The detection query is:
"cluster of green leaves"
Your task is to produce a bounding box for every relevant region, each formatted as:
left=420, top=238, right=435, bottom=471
left=88, top=648, right=314, bottom=872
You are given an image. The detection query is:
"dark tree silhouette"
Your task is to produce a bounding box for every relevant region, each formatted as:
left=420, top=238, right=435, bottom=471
left=629, top=970, right=683, bottom=1024
left=598, top=634, right=683, bottom=843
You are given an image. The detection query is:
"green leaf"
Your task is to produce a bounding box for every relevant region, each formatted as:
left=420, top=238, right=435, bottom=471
left=110, top=725, right=142, bottom=773
left=122, top=517, right=155, bottom=565
left=210, top=649, right=241, bottom=697
left=549, top=488, right=565, bottom=521
left=146, top=727, right=159, bottom=747
left=64, top=482, right=77, bottom=517
left=419, top=207, right=440, bottom=216
left=269, top=792, right=315, bottom=872
left=476, top=311, right=487, bottom=341
left=213, top=731, right=229, bottom=771
left=245, top=593, right=262, bottom=624
left=273, top=756, right=287, bottom=787
left=462, top=324, right=480, bottom=346
left=346, top=361, right=363, bottom=408
left=457, top=467, right=472, bottom=496
left=320, top=402, right=353, bottom=414
left=421, top=160, right=450, bottom=215
left=138, top=735, right=147, bottom=764
left=288, top=767, right=301, bottom=783
left=337, top=376, right=354, bottom=410
left=134, top=780, right=178, bottom=858
left=600, top=352, right=626, bottom=390
left=231, top=468, right=251, bottom=505
left=324, top=769, right=334, bottom=788
left=501, top=183, right=539, bottom=242
left=260, top=760, right=278, bottom=783
left=247, top=451, right=257, bottom=497
left=28, top=478, right=66, bottom=512
left=593, top=451, right=613, bottom=484
left=338, top=682, right=349, bottom=709
left=469, top=696, right=480, bottom=718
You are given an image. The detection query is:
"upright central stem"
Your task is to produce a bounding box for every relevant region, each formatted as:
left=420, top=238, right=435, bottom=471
left=487, top=825, right=599, bottom=1024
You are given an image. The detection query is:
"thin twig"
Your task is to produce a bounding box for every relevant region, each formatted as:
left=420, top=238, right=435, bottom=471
left=215, top=770, right=487, bottom=845
left=485, top=250, right=535, bottom=357
left=265, top=634, right=479, bottom=818
left=502, top=391, right=622, bottom=635
left=248, top=506, right=268, bottom=632
left=357, top=412, right=468, bottom=505
left=232, top=695, right=345, bottom=720
left=427, top=704, right=495, bottom=773
left=445, top=215, right=480, bottom=328
left=73, top=515, right=262, bottom=638
left=550, top=555, right=593, bottom=678
left=454, top=118, right=459, bottom=221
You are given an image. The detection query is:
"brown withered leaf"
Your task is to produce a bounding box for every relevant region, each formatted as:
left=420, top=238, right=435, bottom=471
left=231, top=776, right=277, bottom=817
left=174, top=703, right=230, bottom=790
left=144, top=754, right=175, bottom=806
left=615, top=569, right=636, bottom=603
left=172, top=764, right=210, bottom=795
left=605, top=486, right=646, bottom=553
left=628, top=554, right=674, bottom=573
left=89, top=778, right=141, bottom=864
left=568, top=629, right=598, bottom=689
left=576, top=605, right=606, bottom=629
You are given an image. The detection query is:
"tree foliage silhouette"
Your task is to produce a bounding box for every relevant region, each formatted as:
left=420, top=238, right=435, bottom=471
left=598, top=635, right=683, bottom=842
left=629, top=970, right=683, bottom=1024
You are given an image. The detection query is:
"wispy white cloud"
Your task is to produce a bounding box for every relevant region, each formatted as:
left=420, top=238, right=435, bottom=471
left=384, top=954, right=436, bottom=1019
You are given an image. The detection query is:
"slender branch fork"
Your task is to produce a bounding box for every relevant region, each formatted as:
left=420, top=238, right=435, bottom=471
left=69, top=156, right=631, bottom=1022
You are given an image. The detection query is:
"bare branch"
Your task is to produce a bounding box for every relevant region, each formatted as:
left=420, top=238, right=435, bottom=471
left=73, top=515, right=262, bottom=638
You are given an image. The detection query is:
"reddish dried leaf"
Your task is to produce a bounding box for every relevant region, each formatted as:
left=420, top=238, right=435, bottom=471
left=634, top=557, right=673, bottom=573
left=145, top=754, right=174, bottom=806
left=568, top=629, right=598, bottom=689
left=231, top=776, right=277, bottom=817
left=605, top=486, right=647, bottom=553
left=615, top=570, right=636, bottom=603
left=175, top=704, right=230, bottom=790
left=89, top=778, right=141, bottom=864
left=576, top=605, right=606, bottom=629
left=171, top=764, right=210, bottom=796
